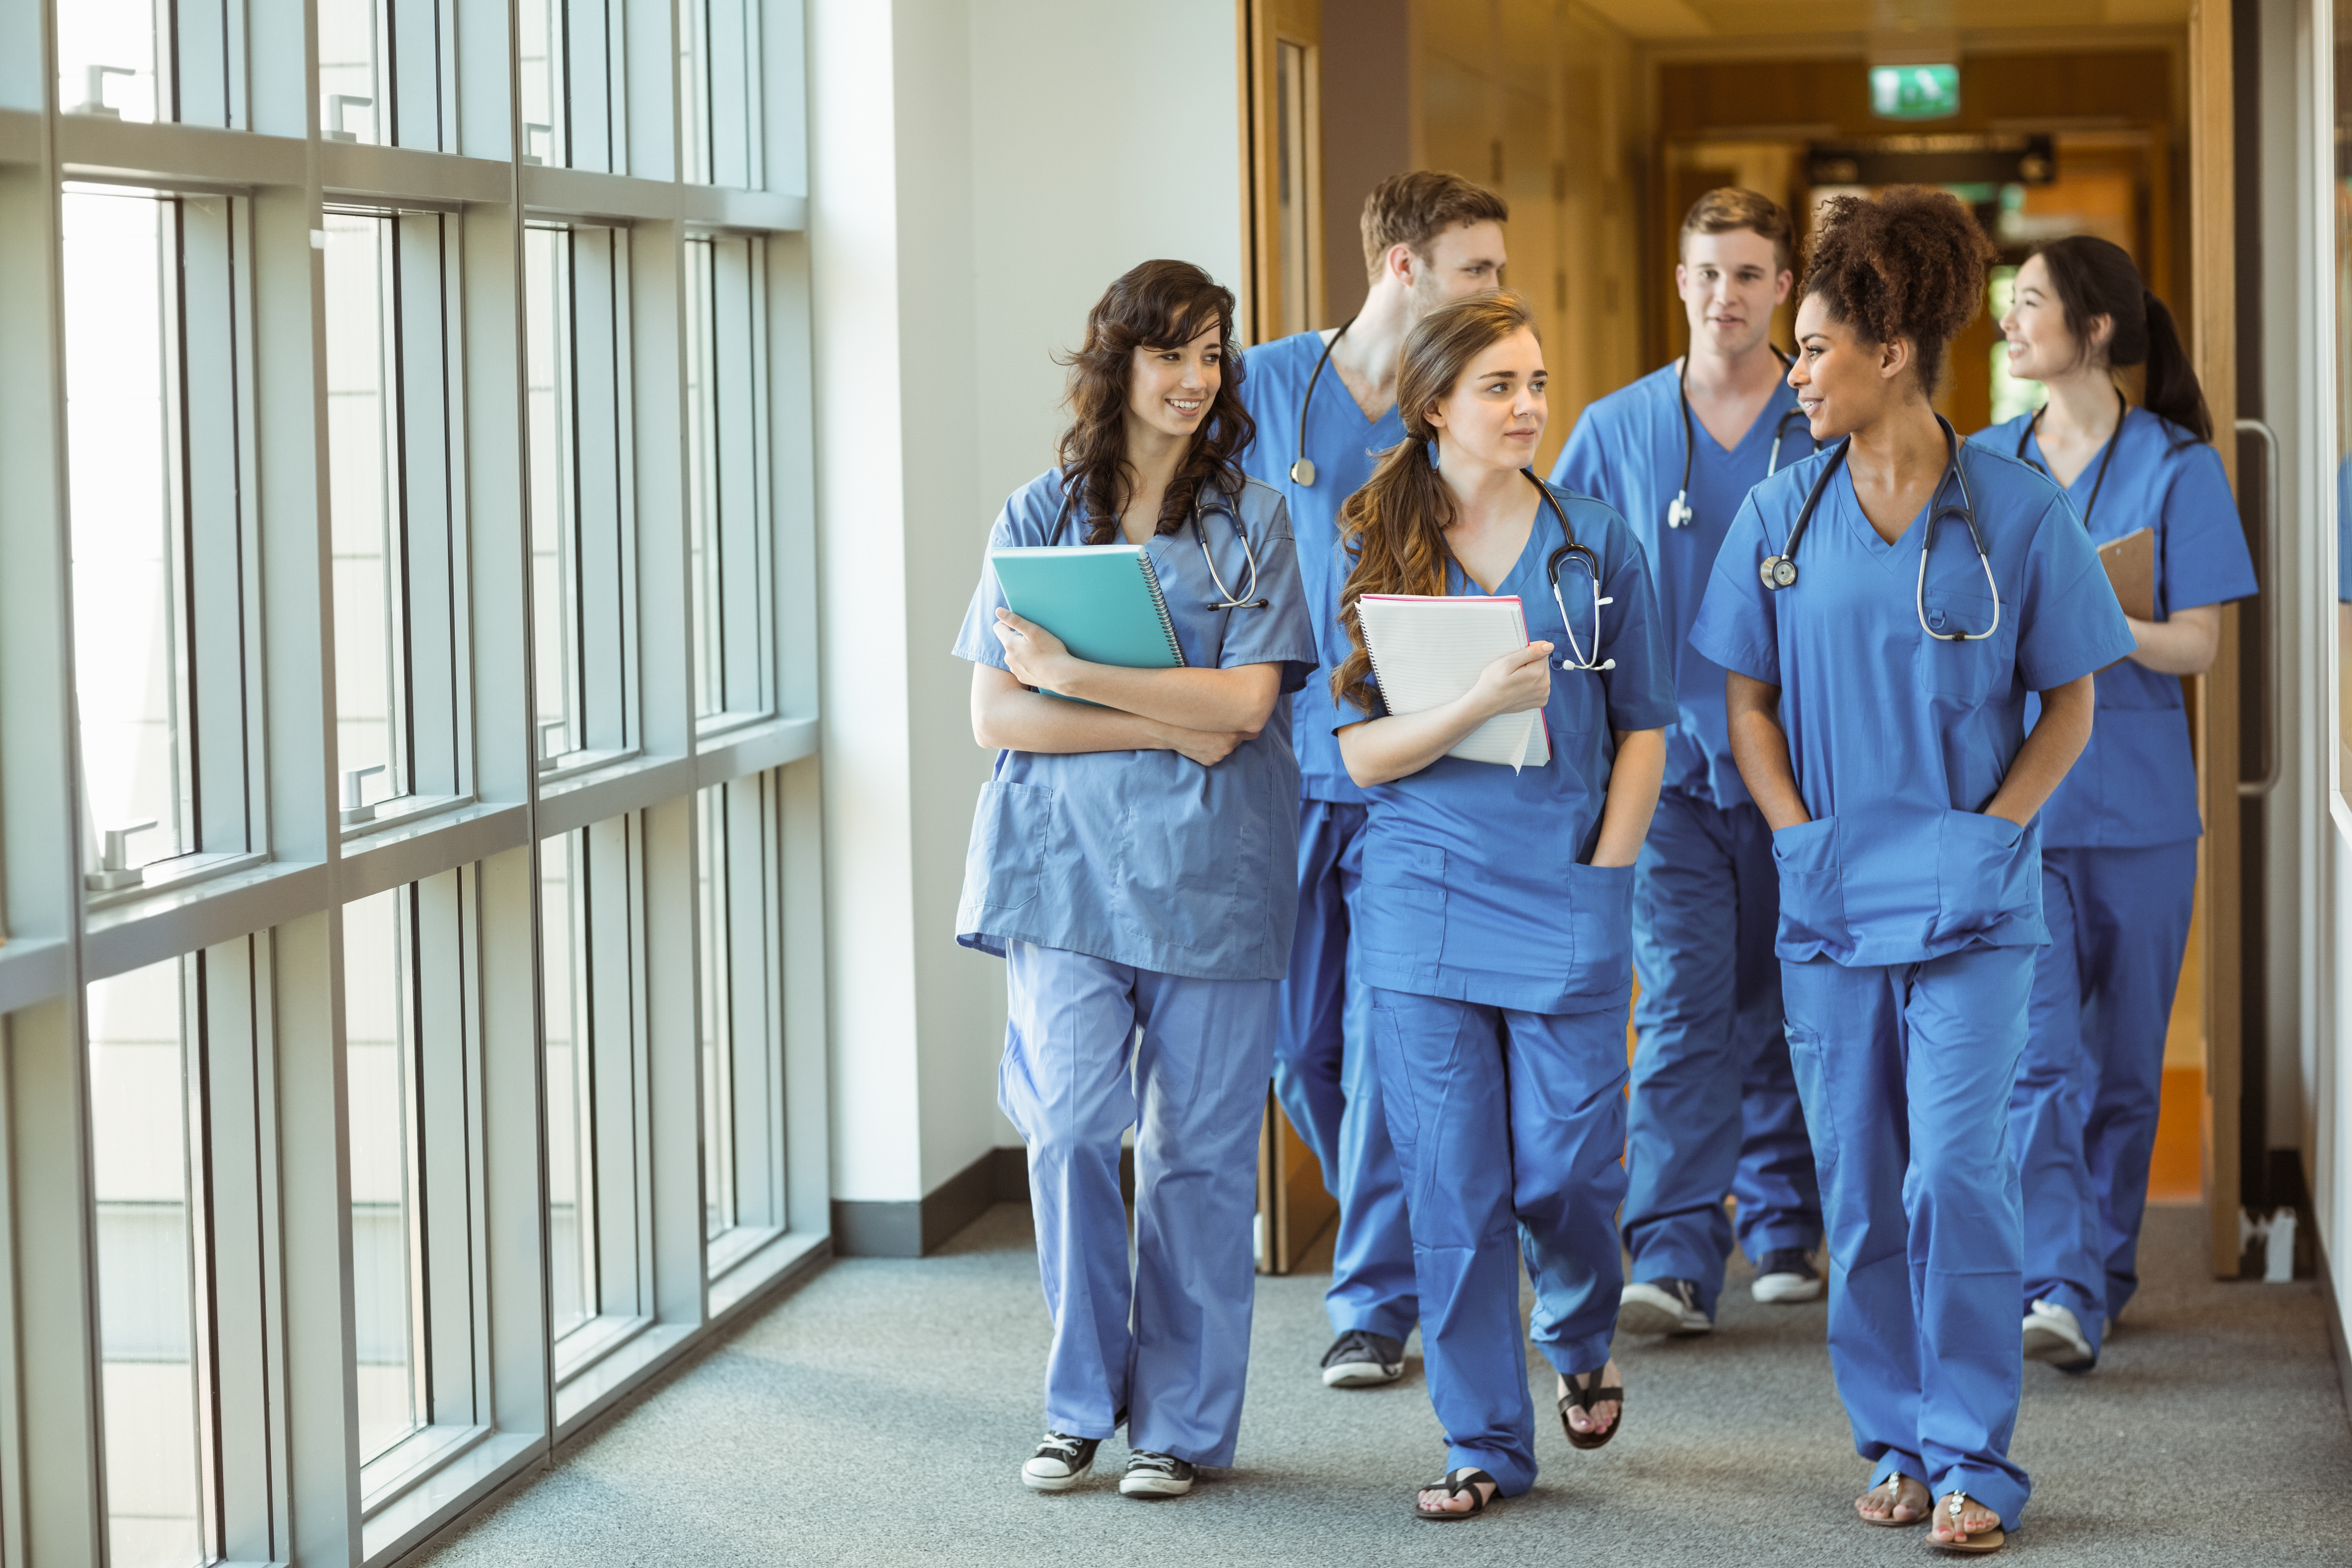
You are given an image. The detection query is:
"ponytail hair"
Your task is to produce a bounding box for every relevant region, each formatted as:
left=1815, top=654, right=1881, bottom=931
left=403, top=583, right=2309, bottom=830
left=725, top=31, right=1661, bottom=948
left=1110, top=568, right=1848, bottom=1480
left=1330, top=290, right=1539, bottom=715
left=2031, top=236, right=2213, bottom=443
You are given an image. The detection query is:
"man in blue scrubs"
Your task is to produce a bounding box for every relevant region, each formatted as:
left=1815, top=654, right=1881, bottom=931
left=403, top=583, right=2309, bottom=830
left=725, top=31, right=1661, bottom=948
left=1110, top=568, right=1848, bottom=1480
left=1238, top=170, right=1510, bottom=1385
left=1549, top=189, right=1824, bottom=1337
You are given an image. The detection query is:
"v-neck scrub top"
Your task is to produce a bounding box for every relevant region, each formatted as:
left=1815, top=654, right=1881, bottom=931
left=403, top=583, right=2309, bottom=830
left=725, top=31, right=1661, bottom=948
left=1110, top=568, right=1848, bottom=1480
left=1345, top=484, right=1677, bottom=1013
left=1689, top=445, right=2138, bottom=969
left=953, top=470, right=1320, bottom=981
left=1234, top=330, right=1409, bottom=806
left=1972, top=408, right=2257, bottom=848
left=1549, top=363, right=1813, bottom=811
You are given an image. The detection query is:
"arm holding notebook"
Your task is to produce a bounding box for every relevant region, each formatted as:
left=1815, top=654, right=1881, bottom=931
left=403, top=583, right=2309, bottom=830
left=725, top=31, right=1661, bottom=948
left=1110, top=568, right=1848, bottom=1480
left=1335, top=641, right=1553, bottom=786
left=987, top=608, right=1282, bottom=733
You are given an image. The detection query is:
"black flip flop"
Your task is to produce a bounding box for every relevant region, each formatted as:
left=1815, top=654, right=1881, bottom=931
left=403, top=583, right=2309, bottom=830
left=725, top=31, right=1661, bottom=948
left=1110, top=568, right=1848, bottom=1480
left=1558, top=1368, right=1624, bottom=1450
left=1411, top=1467, right=1499, bottom=1521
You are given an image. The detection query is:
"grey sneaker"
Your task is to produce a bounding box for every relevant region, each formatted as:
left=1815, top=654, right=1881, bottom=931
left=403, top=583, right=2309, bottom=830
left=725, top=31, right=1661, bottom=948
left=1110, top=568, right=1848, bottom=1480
left=1320, top=1327, right=1407, bottom=1388
left=1618, top=1277, right=1713, bottom=1336
left=1119, top=1450, right=1197, bottom=1498
left=1020, top=1431, right=1100, bottom=1492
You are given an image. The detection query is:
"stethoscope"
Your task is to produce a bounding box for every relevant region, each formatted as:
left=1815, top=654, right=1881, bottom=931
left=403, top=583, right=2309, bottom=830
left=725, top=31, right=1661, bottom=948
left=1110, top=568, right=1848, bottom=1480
left=1667, top=347, right=1815, bottom=529
left=2014, top=389, right=2125, bottom=528
left=1287, top=315, right=1357, bottom=486
left=1046, top=476, right=1268, bottom=610
left=1529, top=470, right=1615, bottom=672
left=1758, top=415, right=2002, bottom=644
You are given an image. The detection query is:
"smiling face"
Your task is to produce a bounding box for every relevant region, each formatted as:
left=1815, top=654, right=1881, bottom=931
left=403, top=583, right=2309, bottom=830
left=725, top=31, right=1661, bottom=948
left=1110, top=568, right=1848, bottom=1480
left=1788, top=292, right=1916, bottom=441
left=1998, top=252, right=2108, bottom=384
left=1405, top=220, right=1509, bottom=321
left=1425, top=326, right=1546, bottom=472
left=1124, top=318, right=1223, bottom=445
left=1677, top=228, right=1791, bottom=361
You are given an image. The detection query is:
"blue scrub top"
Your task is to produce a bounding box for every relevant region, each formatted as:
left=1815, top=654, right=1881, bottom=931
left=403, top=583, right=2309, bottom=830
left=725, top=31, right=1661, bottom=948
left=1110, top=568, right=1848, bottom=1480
left=952, top=469, right=1321, bottom=982
left=1342, top=483, right=1677, bottom=1014
left=1548, top=362, right=1815, bottom=812
left=1973, top=408, right=2258, bottom=847
left=1690, top=443, right=2137, bottom=968
left=1234, top=329, right=1408, bottom=805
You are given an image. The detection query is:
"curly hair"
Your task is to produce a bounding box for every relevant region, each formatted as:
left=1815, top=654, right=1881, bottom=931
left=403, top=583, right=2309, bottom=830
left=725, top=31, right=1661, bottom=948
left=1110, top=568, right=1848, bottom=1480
left=1054, top=260, right=1255, bottom=544
left=1798, top=186, right=1995, bottom=396
left=1330, top=291, right=1540, bottom=715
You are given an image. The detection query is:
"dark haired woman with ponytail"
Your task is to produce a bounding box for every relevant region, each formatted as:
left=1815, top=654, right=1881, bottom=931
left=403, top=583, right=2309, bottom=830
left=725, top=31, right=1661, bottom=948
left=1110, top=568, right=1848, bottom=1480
left=1692, top=190, right=2136, bottom=1552
left=1972, top=238, right=2258, bottom=1379
left=953, top=260, right=1319, bottom=1499
left=1331, top=291, right=1674, bottom=1518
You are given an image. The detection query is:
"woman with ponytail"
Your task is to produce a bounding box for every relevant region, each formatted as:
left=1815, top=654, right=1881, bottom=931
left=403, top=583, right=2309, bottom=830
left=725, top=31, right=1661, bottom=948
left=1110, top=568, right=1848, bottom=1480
left=1331, top=291, right=1673, bottom=1518
left=1692, top=191, right=2136, bottom=1551
left=1973, top=238, right=2258, bottom=1375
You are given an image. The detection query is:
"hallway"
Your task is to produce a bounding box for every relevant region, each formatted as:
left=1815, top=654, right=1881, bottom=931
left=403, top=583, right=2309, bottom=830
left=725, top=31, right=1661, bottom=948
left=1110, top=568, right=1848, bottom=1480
left=418, top=1204, right=2352, bottom=1566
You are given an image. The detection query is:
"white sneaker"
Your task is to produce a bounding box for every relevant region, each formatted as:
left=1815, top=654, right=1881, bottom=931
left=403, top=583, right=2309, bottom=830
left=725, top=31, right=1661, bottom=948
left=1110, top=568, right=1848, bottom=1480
left=1021, top=1432, right=1100, bottom=1492
left=1618, top=1278, right=1713, bottom=1336
left=2022, top=1299, right=2095, bottom=1370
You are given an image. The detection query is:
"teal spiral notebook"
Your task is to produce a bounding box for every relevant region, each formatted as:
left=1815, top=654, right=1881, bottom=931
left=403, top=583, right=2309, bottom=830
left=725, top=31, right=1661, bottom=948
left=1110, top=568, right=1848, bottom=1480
left=988, top=545, right=1188, bottom=671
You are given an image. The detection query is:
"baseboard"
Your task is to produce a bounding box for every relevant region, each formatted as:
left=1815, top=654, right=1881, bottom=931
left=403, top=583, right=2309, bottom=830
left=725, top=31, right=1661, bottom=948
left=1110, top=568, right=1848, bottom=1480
left=830, top=1145, right=1133, bottom=1257
left=2318, top=1231, right=2352, bottom=1427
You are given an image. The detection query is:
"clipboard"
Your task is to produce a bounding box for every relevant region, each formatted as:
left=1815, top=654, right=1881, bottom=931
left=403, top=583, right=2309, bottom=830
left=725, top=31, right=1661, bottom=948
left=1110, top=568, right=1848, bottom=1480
left=2097, top=527, right=2154, bottom=621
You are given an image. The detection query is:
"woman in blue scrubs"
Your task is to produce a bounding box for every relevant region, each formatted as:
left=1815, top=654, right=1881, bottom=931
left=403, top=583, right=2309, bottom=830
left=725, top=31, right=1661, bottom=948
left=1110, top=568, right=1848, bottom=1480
left=1331, top=290, right=1674, bottom=1519
left=954, top=260, right=1318, bottom=1499
left=1691, top=190, right=2135, bottom=1552
left=1974, top=238, right=2258, bottom=1372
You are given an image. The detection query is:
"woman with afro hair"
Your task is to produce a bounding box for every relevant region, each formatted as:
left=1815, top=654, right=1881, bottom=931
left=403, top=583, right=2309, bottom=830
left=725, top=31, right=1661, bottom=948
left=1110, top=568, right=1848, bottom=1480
left=1690, top=188, right=2135, bottom=1552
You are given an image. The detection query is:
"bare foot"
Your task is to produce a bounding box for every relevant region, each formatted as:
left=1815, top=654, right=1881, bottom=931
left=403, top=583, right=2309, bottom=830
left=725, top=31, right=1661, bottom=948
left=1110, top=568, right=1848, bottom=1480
left=1415, top=1468, right=1497, bottom=1515
left=1856, top=1472, right=1930, bottom=1523
left=1929, top=1492, right=2003, bottom=1546
left=1557, top=1359, right=1622, bottom=1438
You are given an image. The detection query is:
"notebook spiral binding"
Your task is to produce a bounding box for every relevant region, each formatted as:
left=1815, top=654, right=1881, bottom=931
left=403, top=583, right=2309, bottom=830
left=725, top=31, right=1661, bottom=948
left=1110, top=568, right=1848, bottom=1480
left=1136, top=554, right=1188, bottom=667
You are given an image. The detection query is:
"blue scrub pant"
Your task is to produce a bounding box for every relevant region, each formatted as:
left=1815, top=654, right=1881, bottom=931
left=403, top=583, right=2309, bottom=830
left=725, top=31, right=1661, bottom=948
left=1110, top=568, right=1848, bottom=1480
left=1273, top=799, right=1417, bottom=1340
left=1368, top=988, right=1628, bottom=1497
left=1625, top=791, right=1821, bottom=1310
left=1000, top=940, right=1278, bottom=1468
left=2014, top=840, right=2198, bottom=1339
left=1782, top=946, right=2035, bottom=1530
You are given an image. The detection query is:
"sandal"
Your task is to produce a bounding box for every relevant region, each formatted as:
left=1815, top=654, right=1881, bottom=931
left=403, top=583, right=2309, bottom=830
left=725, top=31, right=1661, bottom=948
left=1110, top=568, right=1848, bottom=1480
left=1858, top=1471, right=1929, bottom=1526
left=1929, top=1491, right=2007, bottom=1555
left=1410, top=1467, right=1498, bottom=1521
left=1557, top=1368, right=1624, bottom=1451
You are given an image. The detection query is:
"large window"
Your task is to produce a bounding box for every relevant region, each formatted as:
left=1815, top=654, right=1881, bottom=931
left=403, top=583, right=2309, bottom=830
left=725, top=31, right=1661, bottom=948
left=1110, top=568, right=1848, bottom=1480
left=4, top=1, right=816, bottom=1561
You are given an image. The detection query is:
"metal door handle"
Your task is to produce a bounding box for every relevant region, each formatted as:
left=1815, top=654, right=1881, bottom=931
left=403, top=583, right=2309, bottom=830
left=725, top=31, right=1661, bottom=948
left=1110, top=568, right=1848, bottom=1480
left=86, top=820, right=158, bottom=892
left=2236, top=418, right=2280, bottom=798
left=325, top=94, right=373, bottom=143
left=72, top=65, right=133, bottom=118
left=341, top=763, right=388, bottom=825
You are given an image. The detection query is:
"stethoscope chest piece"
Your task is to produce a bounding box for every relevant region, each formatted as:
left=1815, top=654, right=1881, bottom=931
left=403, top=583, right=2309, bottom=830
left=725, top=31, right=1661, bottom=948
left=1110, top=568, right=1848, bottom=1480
left=1667, top=492, right=1694, bottom=530
left=1290, top=457, right=1317, bottom=487
left=1760, top=555, right=1797, bottom=590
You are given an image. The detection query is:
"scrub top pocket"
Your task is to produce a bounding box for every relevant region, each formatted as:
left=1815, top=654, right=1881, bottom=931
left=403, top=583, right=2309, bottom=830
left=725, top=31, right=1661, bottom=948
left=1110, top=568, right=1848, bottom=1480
left=967, top=781, right=1055, bottom=912
left=1916, top=588, right=2008, bottom=704
left=1932, top=808, right=2035, bottom=942
left=1114, top=782, right=1264, bottom=953
left=1358, top=840, right=1448, bottom=967
left=1561, top=860, right=1635, bottom=992
left=1771, top=815, right=1849, bottom=959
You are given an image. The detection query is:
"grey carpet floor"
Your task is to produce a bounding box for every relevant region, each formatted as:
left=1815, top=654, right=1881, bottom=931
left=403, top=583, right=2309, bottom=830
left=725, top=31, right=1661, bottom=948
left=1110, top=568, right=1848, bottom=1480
left=415, top=1202, right=2352, bottom=1566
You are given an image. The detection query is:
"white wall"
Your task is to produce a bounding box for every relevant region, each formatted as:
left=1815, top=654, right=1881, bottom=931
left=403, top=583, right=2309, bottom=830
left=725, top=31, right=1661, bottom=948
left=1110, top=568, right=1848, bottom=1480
left=808, top=0, right=1245, bottom=1206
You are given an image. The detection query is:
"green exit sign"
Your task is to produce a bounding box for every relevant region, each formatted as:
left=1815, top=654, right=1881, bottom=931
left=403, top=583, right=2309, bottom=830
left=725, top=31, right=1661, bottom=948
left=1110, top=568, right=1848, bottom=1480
left=1869, top=63, right=1960, bottom=120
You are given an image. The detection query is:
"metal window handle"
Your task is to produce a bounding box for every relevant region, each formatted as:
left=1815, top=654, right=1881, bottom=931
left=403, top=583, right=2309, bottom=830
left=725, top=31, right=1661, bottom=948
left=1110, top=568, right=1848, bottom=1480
left=72, top=65, right=134, bottom=118
left=523, top=122, right=550, bottom=165
left=537, top=718, right=568, bottom=772
left=2236, top=418, right=2280, bottom=799
left=85, top=820, right=158, bottom=893
left=324, top=94, right=374, bottom=143
left=341, top=763, right=389, bottom=825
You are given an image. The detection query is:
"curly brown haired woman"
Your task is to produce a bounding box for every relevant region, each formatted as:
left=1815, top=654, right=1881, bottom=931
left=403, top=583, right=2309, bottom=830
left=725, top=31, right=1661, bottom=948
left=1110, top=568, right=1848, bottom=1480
left=1687, top=188, right=2137, bottom=1553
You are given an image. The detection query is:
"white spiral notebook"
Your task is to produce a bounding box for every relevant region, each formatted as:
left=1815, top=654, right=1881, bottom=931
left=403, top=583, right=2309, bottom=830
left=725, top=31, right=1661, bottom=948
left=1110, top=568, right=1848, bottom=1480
left=1355, top=594, right=1549, bottom=772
